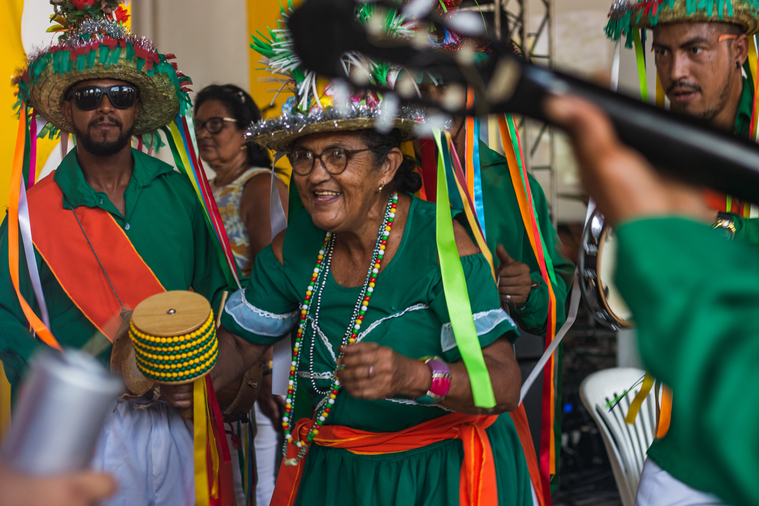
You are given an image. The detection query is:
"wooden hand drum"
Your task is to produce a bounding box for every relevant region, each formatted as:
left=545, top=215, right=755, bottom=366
left=129, top=291, right=219, bottom=418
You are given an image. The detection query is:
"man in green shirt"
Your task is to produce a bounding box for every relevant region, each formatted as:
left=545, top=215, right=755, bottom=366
left=417, top=90, right=573, bottom=337
left=605, top=1, right=759, bottom=502
left=1, top=4, right=231, bottom=505
left=544, top=89, right=759, bottom=506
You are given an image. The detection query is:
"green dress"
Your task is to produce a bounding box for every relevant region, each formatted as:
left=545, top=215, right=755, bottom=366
left=222, top=196, right=533, bottom=505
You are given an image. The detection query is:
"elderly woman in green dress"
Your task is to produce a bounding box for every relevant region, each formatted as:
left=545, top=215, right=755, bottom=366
left=212, top=108, right=533, bottom=504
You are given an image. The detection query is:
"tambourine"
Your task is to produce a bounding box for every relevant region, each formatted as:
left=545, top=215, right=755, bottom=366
left=579, top=208, right=634, bottom=330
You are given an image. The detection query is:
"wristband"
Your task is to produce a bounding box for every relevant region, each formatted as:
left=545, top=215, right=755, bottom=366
left=713, top=212, right=736, bottom=240
left=415, top=356, right=452, bottom=405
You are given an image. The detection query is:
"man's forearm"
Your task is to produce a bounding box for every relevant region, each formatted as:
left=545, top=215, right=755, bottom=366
left=211, top=326, right=270, bottom=391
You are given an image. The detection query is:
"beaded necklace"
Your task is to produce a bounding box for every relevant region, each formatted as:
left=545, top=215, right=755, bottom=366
left=282, top=192, right=398, bottom=465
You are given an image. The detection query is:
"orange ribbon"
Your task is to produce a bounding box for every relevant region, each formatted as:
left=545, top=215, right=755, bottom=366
left=656, top=385, right=673, bottom=439
left=272, top=413, right=498, bottom=506
left=8, top=106, right=61, bottom=350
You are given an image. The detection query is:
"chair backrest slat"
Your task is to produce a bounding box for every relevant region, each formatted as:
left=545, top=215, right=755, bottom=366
left=580, top=367, right=655, bottom=506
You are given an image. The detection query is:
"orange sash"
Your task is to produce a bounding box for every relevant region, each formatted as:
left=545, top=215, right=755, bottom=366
left=26, top=174, right=165, bottom=340
left=272, top=413, right=498, bottom=506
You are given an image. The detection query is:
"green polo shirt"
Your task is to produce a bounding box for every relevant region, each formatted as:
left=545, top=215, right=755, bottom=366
left=734, top=76, right=753, bottom=138
left=0, top=147, right=232, bottom=394
left=617, top=217, right=759, bottom=506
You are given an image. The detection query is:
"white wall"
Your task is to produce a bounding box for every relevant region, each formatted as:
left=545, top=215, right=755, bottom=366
left=132, top=0, right=250, bottom=99
left=132, top=0, right=251, bottom=172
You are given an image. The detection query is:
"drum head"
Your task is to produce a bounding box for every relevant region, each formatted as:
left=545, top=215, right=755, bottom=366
left=131, top=291, right=211, bottom=337
left=597, top=226, right=633, bottom=325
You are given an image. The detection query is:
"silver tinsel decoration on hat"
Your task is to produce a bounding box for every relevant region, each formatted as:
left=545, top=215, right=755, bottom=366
left=245, top=104, right=427, bottom=139
left=24, top=18, right=157, bottom=68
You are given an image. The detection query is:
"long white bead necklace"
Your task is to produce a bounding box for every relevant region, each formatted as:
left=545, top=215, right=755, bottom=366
left=281, top=192, right=398, bottom=465
left=307, top=203, right=390, bottom=394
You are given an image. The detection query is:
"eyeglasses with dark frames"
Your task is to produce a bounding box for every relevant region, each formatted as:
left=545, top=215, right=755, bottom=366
left=67, top=85, right=139, bottom=111
left=288, top=147, right=373, bottom=176
left=194, top=117, right=238, bottom=135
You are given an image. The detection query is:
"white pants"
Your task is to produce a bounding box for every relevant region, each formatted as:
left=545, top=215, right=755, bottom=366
left=254, top=402, right=278, bottom=506
left=92, top=399, right=195, bottom=506
left=635, top=460, right=725, bottom=506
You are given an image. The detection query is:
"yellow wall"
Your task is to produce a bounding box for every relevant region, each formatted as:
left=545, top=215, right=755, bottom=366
left=247, top=0, right=301, bottom=118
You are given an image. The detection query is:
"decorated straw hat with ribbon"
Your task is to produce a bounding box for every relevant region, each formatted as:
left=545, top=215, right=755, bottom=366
left=606, top=0, right=759, bottom=46
left=247, top=1, right=426, bottom=153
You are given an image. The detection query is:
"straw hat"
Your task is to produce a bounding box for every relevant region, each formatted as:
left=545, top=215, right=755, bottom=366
left=607, top=0, right=759, bottom=45
left=246, top=3, right=425, bottom=152
left=14, top=2, right=192, bottom=136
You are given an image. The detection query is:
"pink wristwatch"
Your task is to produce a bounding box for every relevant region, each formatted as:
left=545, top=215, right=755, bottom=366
left=415, top=356, right=452, bottom=405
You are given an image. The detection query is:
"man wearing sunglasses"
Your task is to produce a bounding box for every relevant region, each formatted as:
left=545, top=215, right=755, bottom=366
left=57, top=79, right=143, bottom=219
left=62, top=80, right=140, bottom=160
left=1, top=5, right=235, bottom=506
left=604, top=1, right=759, bottom=505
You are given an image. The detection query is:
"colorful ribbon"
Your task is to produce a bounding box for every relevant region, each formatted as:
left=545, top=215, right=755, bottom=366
left=633, top=29, right=648, bottom=103
left=433, top=130, right=495, bottom=408
left=749, top=34, right=759, bottom=141
left=194, top=377, right=211, bottom=506
left=8, top=104, right=60, bottom=350
left=163, top=116, right=241, bottom=290
left=497, top=114, right=557, bottom=500
left=625, top=372, right=655, bottom=425
left=465, top=89, right=486, bottom=242
left=656, top=385, right=673, bottom=438
left=446, top=135, right=495, bottom=280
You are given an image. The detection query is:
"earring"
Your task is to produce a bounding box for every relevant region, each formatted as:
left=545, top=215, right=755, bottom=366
left=240, top=144, right=248, bottom=151
left=377, top=183, right=385, bottom=193
left=737, top=61, right=741, bottom=68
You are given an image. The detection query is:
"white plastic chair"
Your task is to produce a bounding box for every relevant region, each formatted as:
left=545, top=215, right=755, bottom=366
left=580, top=367, right=658, bottom=506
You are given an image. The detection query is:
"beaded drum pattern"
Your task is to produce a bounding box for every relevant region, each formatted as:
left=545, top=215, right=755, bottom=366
left=128, top=291, right=220, bottom=384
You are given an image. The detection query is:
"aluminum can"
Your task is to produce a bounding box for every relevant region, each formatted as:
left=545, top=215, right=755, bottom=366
left=1, top=348, right=123, bottom=475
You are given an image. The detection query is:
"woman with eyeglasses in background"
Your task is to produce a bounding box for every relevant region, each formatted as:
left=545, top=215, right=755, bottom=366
left=194, top=84, right=288, bottom=506
left=194, top=84, right=288, bottom=276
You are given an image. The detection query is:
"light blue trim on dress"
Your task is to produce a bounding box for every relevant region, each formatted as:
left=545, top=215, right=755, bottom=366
left=440, top=308, right=514, bottom=352
left=224, top=289, right=298, bottom=337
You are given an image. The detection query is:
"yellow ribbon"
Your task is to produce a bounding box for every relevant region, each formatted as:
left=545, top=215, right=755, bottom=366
left=625, top=372, right=655, bottom=425
left=749, top=35, right=758, bottom=141
left=193, top=378, right=210, bottom=506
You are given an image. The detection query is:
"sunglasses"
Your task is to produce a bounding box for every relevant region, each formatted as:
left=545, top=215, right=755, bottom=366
left=68, top=85, right=139, bottom=111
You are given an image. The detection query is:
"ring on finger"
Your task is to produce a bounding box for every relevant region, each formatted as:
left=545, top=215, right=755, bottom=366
left=368, top=364, right=375, bottom=378
left=504, top=294, right=512, bottom=304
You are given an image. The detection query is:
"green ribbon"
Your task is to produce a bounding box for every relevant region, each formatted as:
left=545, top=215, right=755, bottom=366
left=633, top=29, right=648, bottom=102
left=433, top=131, right=495, bottom=408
